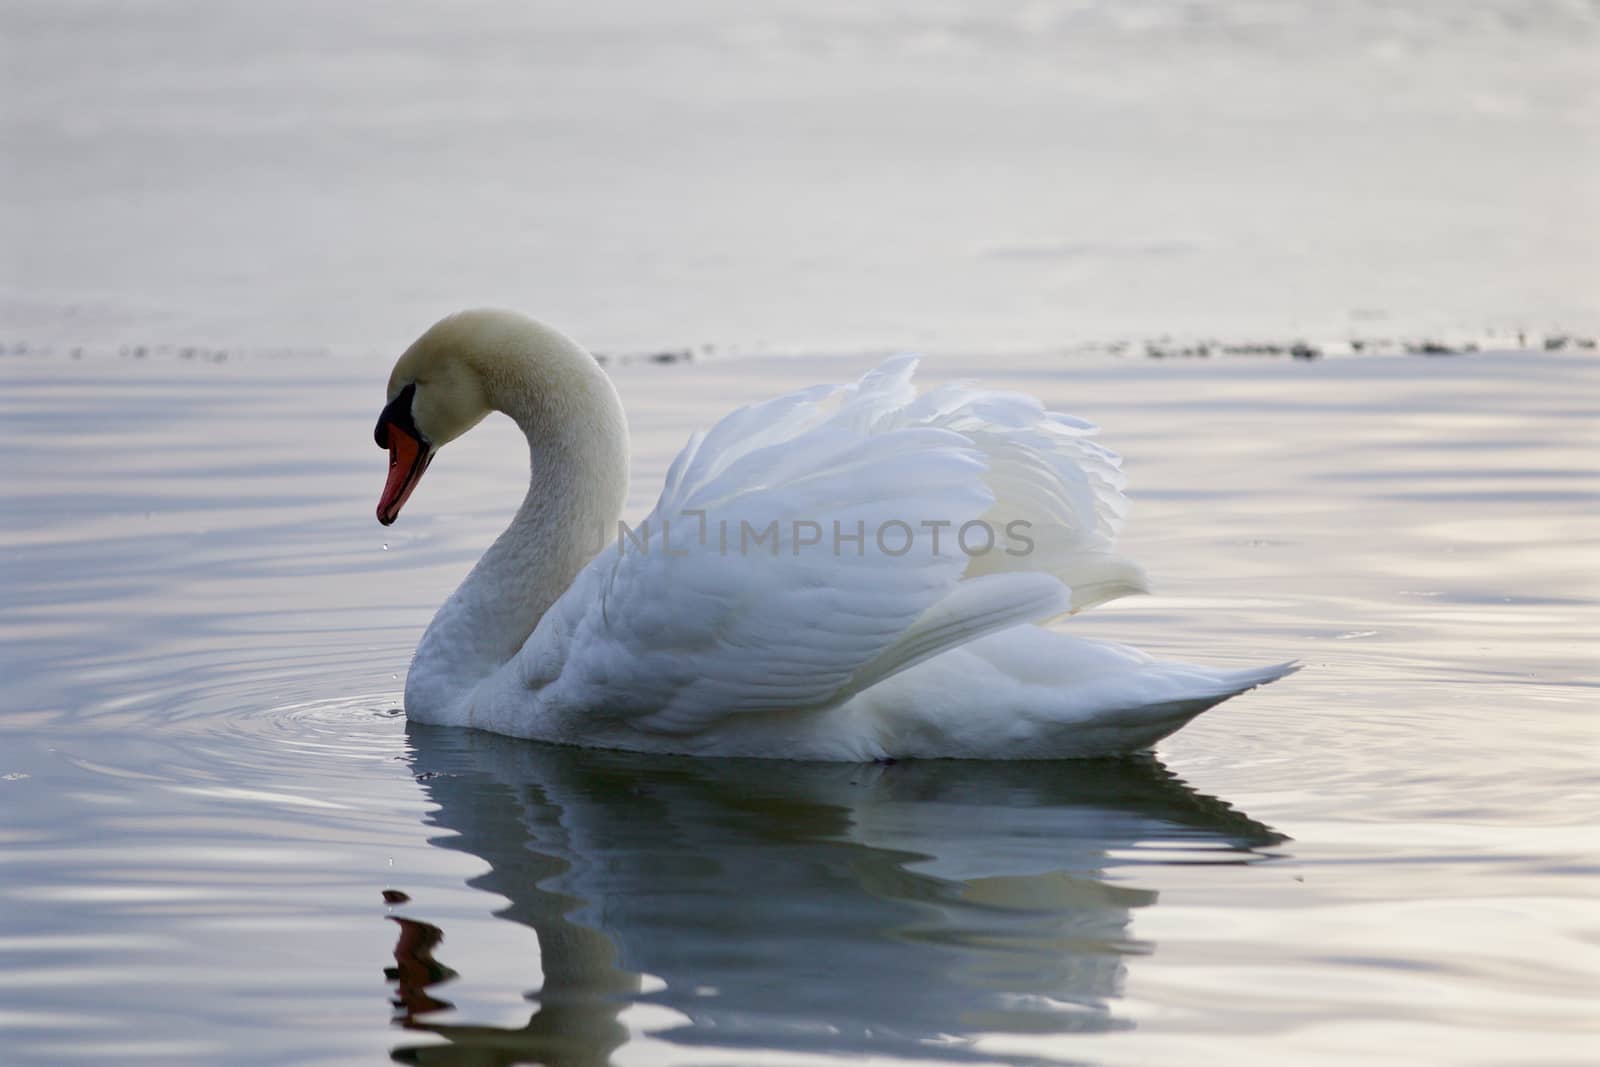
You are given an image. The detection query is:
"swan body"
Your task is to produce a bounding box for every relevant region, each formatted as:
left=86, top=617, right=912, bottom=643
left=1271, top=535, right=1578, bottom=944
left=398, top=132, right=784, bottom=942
left=376, top=310, right=1295, bottom=760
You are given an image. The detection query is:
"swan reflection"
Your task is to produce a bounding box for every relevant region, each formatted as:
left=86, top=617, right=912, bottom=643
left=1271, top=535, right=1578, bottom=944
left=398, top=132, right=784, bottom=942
left=390, top=725, right=1285, bottom=1065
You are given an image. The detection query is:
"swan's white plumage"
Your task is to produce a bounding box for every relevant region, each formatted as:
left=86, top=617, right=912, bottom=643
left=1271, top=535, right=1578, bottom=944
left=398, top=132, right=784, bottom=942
left=532, top=354, right=1088, bottom=736
left=389, top=310, right=1295, bottom=759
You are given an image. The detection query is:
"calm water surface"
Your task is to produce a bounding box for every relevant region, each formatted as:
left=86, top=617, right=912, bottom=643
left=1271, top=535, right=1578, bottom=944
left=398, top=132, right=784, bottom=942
left=5, top=0, right=1597, bottom=353
left=1, top=350, right=1596, bottom=1065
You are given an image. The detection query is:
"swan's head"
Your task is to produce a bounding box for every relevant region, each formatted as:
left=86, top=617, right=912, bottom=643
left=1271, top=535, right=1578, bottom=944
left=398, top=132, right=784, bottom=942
left=374, top=314, right=501, bottom=525
left=375, top=309, right=624, bottom=526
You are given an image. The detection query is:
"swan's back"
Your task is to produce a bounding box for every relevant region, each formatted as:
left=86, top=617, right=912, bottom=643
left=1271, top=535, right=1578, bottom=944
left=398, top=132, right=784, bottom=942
left=423, top=355, right=1293, bottom=757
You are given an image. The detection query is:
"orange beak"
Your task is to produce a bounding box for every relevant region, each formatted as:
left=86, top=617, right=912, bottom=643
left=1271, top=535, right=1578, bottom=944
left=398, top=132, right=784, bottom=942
left=377, top=425, right=431, bottom=526
left=375, top=383, right=431, bottom=526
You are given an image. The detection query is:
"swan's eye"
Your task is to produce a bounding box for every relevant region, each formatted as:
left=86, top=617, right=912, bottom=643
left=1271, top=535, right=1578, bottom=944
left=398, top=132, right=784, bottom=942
left=375, top=382, right=421, bottom=449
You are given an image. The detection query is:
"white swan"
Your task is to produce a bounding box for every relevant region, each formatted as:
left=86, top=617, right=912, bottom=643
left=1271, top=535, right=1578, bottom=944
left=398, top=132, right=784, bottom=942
left=375, top=309, right=1295, bottom=759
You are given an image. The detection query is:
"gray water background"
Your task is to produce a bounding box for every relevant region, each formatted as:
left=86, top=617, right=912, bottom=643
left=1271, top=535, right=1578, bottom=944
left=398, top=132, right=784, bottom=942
left=3, top=0, right=1597, bottom=355
left=2, top=349, right=1596, bottom=1064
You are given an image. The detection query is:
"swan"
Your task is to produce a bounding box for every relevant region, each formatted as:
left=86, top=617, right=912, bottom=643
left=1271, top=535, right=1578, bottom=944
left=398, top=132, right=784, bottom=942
left=374, top=309, right=1295, bottom=759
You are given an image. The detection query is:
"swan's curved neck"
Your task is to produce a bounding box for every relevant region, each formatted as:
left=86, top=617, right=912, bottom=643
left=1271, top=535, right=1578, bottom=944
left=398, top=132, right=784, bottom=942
left=408, top=333, right=629, bottom=713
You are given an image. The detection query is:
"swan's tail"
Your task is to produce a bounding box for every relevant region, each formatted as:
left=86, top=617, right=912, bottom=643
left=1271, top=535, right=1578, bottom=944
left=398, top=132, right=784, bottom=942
left=1195, top=659, right=1303, bottom=699
left=863, top=634, right=1301, bottom=760
left=1054, top=658, right=1302, bottom=756
left=1088, top=658, right=1301, bottom=725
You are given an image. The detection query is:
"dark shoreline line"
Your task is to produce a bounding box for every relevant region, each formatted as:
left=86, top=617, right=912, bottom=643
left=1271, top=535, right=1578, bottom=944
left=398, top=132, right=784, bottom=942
left=0, top=332, right=1595, bottom=365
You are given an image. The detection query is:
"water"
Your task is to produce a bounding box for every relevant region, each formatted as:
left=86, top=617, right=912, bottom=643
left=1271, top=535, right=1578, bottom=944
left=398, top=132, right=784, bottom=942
left=2, top=348, right=1595, bottom=1065
left=4, top=0, right=1598, bottom=354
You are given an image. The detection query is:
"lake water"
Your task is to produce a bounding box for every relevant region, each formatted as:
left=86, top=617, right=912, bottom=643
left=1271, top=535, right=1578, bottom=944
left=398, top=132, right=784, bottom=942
left=4, top=0, right=1598, bottom=355
left=2, top=348, right=1595, bottom=1065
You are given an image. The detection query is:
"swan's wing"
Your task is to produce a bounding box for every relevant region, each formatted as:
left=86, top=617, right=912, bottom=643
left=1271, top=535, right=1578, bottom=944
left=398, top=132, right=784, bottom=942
left=525, top=356, right=1140, bottom=736
left=891, top=381, right=1147, bottom=611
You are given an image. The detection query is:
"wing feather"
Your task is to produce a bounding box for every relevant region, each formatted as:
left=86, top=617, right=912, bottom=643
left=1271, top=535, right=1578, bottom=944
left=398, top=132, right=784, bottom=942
left=522, top=356, right=1144, bottom=736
